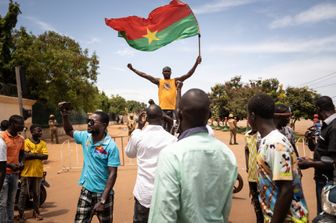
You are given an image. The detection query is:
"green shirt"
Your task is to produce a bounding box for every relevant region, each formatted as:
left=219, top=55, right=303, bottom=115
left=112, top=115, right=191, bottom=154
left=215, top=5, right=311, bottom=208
left=149, top=132, right=237, bottom=223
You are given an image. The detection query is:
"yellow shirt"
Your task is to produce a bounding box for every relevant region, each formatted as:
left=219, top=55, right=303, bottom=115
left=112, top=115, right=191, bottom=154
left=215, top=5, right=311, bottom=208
left=21, top=139, right=48, bottom=177
left=245, top=131, right=259, bottom=182
left=158, top=79, right=176, bottom=110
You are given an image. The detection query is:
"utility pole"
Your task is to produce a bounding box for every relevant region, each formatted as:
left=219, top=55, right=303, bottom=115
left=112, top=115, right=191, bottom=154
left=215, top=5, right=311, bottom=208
left=15, top=66, right=23, bottom=117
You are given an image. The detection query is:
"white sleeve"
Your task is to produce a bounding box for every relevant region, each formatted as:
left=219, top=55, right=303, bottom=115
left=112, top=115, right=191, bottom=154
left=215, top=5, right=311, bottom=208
left=0, top=138, right=7, bottom=162
left=125, top=129, right=141, bottom=158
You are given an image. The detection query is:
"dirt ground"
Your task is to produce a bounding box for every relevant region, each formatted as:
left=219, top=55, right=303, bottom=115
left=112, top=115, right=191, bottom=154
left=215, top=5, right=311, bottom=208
left=19, top=120, right=317, bottom=223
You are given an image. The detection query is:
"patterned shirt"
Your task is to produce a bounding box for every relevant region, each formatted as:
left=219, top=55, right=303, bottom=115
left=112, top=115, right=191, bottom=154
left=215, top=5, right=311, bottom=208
left=245, top=131, right=259, bottom=182
left=257, top=130, right=308, bottom=223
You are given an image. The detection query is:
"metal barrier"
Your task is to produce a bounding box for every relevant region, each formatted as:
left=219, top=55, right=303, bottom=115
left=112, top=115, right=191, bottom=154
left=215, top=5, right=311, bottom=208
left=296, top=136, right=309, bottom=157
left=57, top=139, right=82, bottom=174
left=57, top=135, right=132, bottom=174
left=112, top=136, right=130, bottom=166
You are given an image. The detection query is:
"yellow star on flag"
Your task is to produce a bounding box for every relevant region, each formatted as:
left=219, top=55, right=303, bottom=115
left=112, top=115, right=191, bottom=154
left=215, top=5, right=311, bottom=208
left=143, top=28, right=160, bottom=44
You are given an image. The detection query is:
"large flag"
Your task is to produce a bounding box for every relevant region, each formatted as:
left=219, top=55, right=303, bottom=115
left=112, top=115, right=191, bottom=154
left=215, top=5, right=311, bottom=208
left=105, top=0, right=199, bottom=51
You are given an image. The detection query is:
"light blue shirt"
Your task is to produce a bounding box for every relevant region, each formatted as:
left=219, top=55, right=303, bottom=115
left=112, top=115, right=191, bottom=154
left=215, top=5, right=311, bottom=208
left=149, top=131, right=237, bottom=223
left=74, top=130, right=120, bottom=193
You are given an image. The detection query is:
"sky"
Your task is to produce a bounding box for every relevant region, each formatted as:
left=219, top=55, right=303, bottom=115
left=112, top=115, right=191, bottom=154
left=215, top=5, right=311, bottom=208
left=1, top=0, right=336, bottom=104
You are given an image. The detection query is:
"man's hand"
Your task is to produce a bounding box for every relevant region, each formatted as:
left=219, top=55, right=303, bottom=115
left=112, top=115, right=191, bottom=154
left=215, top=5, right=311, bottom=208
left=127, top=63, right=133, bottom=70
left=138, top=111, right=147, bottom=130
left=196, top=56, right=202, bottom=64
left=58, top=101, right=73, bottom=116
left=93, top=202, right=105, bottom=212
left=297, top=157, right=313, bottom=170
left=176, top=81, right=183, bottom=90
left=7, top=163, right=19, bottom=171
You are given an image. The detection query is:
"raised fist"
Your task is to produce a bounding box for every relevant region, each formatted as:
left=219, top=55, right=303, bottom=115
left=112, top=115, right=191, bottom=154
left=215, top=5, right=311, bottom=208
left=58, top=101, right=73, bottom=116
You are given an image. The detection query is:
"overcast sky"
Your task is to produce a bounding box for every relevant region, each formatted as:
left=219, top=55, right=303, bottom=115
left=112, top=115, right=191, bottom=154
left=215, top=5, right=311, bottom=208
left=1, top=0, right=336, bottom=103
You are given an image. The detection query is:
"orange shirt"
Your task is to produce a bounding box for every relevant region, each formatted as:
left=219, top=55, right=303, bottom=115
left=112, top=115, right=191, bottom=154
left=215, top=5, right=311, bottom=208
left=158, top=78, right=177, bottom=110
left=2, top=131, right=24, bottom=174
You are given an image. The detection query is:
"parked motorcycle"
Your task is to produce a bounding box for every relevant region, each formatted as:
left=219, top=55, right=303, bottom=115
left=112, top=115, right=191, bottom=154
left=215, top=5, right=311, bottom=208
left=15, top=171, right=49, bottom=210
left=233, top=173, right=244, bottom=194
left=312, top=156, right=336, bottom=223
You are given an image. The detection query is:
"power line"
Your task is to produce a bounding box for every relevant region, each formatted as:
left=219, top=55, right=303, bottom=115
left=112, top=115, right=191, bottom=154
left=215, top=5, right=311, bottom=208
left=309, top=75, right=336, bottom=87
left=300, top=71, right=336, bottom=86
left=314, top=82, right=336, bottom=89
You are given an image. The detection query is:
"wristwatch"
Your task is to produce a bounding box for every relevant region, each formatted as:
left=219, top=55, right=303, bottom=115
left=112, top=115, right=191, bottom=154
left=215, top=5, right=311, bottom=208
left=100, top=198, right=106, bottom=205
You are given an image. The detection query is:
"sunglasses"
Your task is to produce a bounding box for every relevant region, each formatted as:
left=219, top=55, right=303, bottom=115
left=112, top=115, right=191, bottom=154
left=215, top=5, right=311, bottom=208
left=87, top=119, right=103, bottom=126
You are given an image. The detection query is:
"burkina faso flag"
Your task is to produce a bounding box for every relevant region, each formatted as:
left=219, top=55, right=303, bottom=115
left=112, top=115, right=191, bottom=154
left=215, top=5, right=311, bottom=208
left=105, top=0, right=199, bottom=51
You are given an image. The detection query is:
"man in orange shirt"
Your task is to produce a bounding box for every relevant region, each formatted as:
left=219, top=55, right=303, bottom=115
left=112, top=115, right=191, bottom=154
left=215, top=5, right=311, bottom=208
left=0, top=115, right=25, bottom=223
left=127, top=56, right=201, bottom=131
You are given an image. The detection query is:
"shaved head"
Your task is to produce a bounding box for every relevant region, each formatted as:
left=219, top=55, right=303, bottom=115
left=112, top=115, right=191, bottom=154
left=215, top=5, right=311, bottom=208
left=146, top=104, right=163, bottom=124
left=180, top=88, right=210, bottom=130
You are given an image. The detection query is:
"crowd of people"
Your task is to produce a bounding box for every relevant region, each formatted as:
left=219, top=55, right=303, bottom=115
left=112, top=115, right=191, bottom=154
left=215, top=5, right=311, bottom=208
left=0, top=58, right=335, bottom=223
left=0, top=116, right=48, bottom=222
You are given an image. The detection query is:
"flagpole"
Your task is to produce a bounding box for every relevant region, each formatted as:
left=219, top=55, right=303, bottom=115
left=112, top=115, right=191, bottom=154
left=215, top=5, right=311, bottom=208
left=198, top=33, right=201, bottom=57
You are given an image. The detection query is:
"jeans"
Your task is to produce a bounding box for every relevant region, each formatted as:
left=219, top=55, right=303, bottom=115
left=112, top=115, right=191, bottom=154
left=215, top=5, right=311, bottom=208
left=0, top=174, right=19, bottom=223
left=316, top=179, right=327, bottom=215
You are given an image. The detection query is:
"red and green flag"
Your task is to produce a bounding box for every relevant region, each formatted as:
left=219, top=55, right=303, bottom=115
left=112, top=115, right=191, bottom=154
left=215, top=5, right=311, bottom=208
left=105, top=0, right=200, bottom=51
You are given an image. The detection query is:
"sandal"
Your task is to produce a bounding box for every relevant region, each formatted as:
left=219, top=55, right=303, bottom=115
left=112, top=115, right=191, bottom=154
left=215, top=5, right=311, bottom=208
left=33, top=211, right=44, bottom=221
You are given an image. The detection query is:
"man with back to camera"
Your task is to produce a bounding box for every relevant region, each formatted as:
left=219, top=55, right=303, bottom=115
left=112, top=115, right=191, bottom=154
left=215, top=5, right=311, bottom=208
left=127, top=56, right=202, bottom=131
left=0, top=115, right=25, bottom=223
left=247, top=93, right=308, bottom=223
left=298, top=96, right=336, bottom=214
left=60, top=103, right=120, bottom=223
left=148, top=88, right=237, bottom=223
left=126, top=104, right=177, bottom=223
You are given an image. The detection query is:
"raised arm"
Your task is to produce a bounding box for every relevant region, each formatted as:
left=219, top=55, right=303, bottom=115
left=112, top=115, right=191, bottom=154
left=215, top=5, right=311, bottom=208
left=127, top=63, right=159, bottom=85
left=59, top=102, right=74, bottom=137
left=175, top=56, right=202, bottom=82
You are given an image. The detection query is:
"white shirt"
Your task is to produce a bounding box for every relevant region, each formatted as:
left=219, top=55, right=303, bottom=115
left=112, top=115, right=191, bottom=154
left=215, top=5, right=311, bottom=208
left=0, top=136, right=7, bottom=162
left=206, top=124, right=214, bottom=136
left=126, top=125, right=177, bottom=208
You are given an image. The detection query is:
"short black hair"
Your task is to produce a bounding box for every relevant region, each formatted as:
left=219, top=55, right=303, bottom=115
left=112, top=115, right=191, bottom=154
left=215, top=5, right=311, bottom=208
left=146, top=104, right=162, bottom=120
left=9, top=115, right=24, bottom=125
left=162, top=66, right=171, bottom=72
left=274, top=104, right=290, bottom=114
left=30, top=124, right=41, bottom=132
left=94, top=111, right=109, bottom=125
left=315, top=96, right=335, bottom=112
left=248, top=93, right=275, bottom=119
left=0, top=120, right=9, bottom=131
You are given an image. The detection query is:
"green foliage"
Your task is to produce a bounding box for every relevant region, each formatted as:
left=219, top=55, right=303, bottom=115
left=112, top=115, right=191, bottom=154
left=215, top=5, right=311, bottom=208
left=208, top=76, right=311, bottom=121
left=284, top=87, right=319, bottom=124
left=109, top=95, right=127, bottom=115
left=126, top=100, right=146, bottom=113
left=0, top=0, right=21, bottom=83
left=10, top=29, right=100, bottom=112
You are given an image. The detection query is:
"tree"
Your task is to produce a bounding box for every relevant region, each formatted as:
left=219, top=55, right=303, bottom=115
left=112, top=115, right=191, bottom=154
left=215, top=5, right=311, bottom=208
left=10, top=29, right=100, bottom=112
left=284, top=86, right=319, bottom=128
left=209, top=83, right=229, bottom=119
left=126, top=100, right=146, bottom=113
left=109, top=95, right=127, bottom=116
left=0, top=0, right=21, bottom=84
left=209, top=76, right=287, bottom=120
